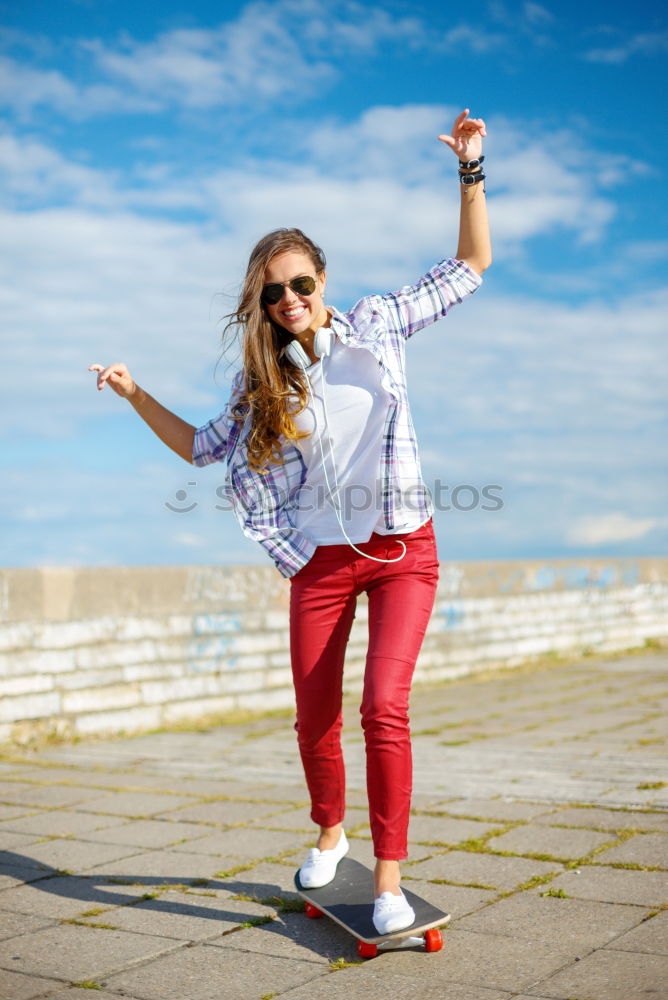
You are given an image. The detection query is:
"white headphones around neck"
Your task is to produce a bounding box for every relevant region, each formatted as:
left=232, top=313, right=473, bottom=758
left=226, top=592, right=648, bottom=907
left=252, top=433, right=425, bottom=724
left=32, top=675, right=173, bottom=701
left=283, top=328, right=406, bottom=565
left=282, top=327, right=333, bottom=369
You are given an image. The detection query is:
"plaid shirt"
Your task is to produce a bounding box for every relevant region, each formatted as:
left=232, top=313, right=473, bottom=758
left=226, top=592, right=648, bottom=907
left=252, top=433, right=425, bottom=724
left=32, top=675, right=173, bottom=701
left=193, top=257, right=482, bottom=577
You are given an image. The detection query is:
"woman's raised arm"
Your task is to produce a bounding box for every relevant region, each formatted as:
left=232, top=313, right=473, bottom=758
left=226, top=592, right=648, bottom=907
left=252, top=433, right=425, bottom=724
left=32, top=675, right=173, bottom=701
left=88, top=362, right=196, bottom=464
left=438, top=109, right=492, bottom=277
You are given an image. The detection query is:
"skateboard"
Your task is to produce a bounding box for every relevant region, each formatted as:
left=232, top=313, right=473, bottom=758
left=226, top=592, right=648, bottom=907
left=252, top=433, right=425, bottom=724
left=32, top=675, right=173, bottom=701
left=295, top=856, right=450, bottom=959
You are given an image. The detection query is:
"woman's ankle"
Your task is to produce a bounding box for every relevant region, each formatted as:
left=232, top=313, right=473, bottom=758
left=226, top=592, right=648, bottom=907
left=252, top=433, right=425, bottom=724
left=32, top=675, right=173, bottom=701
left=374, top=858, right=401, bottom=897
left=317, top=823, right=343, bottom=852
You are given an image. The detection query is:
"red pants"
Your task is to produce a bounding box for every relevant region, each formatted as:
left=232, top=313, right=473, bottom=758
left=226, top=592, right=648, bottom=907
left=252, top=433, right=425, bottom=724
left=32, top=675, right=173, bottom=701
left=289, top=518, right=440, bottom=860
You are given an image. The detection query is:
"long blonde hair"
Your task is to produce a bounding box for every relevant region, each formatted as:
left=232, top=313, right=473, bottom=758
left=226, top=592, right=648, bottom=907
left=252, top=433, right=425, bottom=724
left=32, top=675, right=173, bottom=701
left=225, top=228, right=327, bottom=472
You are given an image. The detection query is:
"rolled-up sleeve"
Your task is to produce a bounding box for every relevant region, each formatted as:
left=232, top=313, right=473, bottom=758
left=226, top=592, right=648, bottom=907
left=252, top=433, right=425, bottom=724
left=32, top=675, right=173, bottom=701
left=381, top=258, right=482, bottom=339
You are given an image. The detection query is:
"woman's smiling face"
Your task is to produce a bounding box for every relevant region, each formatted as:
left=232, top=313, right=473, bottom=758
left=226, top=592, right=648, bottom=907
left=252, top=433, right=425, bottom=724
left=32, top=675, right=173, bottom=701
left=263, top=251, right=327, bottom=336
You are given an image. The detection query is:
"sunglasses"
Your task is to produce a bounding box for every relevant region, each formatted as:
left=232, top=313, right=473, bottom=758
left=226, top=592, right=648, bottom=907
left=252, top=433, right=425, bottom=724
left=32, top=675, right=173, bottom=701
left=261, top=275, right=317, bottom=306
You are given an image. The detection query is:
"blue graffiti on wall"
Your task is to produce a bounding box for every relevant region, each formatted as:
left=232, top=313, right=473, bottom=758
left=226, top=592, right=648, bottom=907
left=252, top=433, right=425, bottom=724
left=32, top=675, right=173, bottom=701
left=187, top=613, right=243, bottom=672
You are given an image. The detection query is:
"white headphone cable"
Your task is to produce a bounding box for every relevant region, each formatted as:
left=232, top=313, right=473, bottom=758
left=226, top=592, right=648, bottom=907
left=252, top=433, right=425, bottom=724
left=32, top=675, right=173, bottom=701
left=304, top=358, right=406, bottom=564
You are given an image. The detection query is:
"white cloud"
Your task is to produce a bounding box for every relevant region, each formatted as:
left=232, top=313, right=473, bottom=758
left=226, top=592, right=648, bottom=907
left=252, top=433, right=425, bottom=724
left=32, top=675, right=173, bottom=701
left=0, top=0, right=433, bottom=119
left=441, top=25, right=507, bottom=53
left=0, top=0, right=564, bottom=122
left=584, top=30, right=668, bottom=64
left=523, top=2, right=554, bottom=26
left=0, top=55, right=159, bottom=120
left=0, top=104, right=652, bottom=450
left=0, top=133, right=120, bottom=207
left=566, top=513, right=660, bottom=546
left=83, top=15, right=333, bottom=110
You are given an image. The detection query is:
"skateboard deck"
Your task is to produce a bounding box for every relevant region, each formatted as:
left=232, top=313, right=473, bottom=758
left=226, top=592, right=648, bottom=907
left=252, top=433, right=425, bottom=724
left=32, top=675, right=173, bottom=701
left=295, top=857, right=450, bottom=958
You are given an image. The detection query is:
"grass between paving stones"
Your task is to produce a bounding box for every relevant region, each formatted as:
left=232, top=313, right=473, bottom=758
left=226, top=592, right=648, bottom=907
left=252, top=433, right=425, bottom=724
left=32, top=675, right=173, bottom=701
left=497, top=872, right=557, bottom=899
left=230, top=892, right=305, bottom=914
left=239, top=915, right=276, bottom=928
left=64, top=919, right=118, bottom=929
left=407, top=875, right=499, bottom=891
left=597, top=861, right=666, bottom=872
left=329, top=957, right=363, bottom=971
left=73, top=983, right=102, bottom=991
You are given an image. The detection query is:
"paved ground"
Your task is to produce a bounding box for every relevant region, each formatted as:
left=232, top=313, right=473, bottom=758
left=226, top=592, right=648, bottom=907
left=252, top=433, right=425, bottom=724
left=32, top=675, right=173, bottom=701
left=0, top=649, right=667, bottom=1000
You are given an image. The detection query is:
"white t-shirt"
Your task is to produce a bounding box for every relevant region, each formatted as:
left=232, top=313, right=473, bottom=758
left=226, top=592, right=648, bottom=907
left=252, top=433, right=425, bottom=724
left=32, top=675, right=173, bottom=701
left=291, top=335, right=420, bottom=545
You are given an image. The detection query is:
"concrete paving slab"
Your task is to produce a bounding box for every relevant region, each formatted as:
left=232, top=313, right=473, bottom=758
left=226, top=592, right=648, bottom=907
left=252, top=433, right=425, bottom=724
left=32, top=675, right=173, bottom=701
left=533, top=805, right=668, bottom=831
left=0, top=804, right=35, bottom=822
left=0, top=874, right=176, bottom=918
left=35, top=768, right=227, bottom=791
left=392, top=814, right=501, bottom=847
left=487, top=824, right=615, bottom=860
left=213, top=860, right=303, bottom=900
left=603, top=910, right=668, bottom=955
left=156, top=798, right=287, bottom=825
left=0, top=781, right=35, bottom=797
left=0, top=767, right=136, bottom=787
left=594, top=832, right=668, bottom=867
left=209, top=910, right=352, bottom=964
left=0, top=850, right=52, bottom=873
left=74, top=791, right=199, bottom=817
left=85, top=848, right=243, bottom=884
left=159, top=776, right=286, bottom=798
left=526, top=948, right=668, bottom=999
left=0, top=784, right=110, bottom=809
left=406, top=850, right=563, bottom=890
left=403, top=878, right=497, bottom=918
left=283, top=972, right=509, bottom=1000
left=428, top=799, right=552, bottom=822
left=0, top=923, right=180, bottom=982
left=0, top=969, right=59, bottom=1000
left=599, top=786, right=668, bottom=809
left=33, top=991, right=129, bottom=1000
left=250, top=805, right=366, bottom=833
left=0, top=909, right=55, bottom=941
left=167, top=826, right=310, bottom=860
left=0, top=810, right=129, bottom=838
left=455, top=892, right=650, bottom=951
left=532, top=865, right=668, bottom=907
left=6, top=838, right=145, bottom=875
left=81, top=818, right=213, bottom=849
left=176, top=781, right=313, bottom=804
left=78, top=889, right=274, bottom=941
left=103, top=940, right=324, bottom=1000
left=0, top=831, right=41, bottom=852
left=374, top=926, right=578, bottom=992
left=340, top=837, right=383, bottom=866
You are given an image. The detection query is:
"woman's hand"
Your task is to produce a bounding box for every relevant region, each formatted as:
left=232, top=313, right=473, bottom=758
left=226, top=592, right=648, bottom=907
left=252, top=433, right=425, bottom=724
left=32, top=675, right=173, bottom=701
left=88, top=362, right=137, bottom=399
left=438, top=109, right=486, bottom=163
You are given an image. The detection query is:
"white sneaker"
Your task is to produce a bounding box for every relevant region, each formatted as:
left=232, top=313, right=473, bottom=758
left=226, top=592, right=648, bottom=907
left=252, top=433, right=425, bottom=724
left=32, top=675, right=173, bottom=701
left=372, top=890, right=415, bottom=935
left=298, top=830, right=349, bottom=889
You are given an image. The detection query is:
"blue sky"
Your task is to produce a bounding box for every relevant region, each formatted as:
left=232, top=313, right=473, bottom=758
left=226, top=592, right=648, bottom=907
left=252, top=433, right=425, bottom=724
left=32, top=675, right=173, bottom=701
left=1, top=0, right=666, bottom=569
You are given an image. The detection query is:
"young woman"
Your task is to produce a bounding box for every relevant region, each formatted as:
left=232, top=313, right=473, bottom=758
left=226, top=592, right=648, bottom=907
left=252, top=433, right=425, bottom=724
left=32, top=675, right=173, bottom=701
left=90, top=109, right=490, bottom=934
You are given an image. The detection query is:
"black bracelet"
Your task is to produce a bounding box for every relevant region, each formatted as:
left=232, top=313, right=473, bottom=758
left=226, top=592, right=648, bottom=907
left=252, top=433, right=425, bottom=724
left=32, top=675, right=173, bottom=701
left=459, top=170, right=486, bottom=186
left=459, top=155, right=485, bottom=170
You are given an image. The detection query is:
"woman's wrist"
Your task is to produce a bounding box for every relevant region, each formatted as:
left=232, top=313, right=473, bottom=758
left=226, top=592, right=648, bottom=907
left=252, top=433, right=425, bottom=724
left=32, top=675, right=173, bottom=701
left=128, top=384, right=146, bottom=407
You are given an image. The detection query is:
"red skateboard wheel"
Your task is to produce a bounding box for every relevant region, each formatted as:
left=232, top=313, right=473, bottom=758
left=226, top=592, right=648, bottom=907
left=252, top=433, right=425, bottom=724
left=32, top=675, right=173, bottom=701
left=424, top=928, right=443, bottom=952
left=357, top=940, right=378, bottom=959
left=305, top=902, right=324, bottom=919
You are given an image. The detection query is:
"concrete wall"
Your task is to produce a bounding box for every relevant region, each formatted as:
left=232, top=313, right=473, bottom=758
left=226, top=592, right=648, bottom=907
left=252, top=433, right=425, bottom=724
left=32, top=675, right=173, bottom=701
left=1, top=557, right=667, bottom=744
